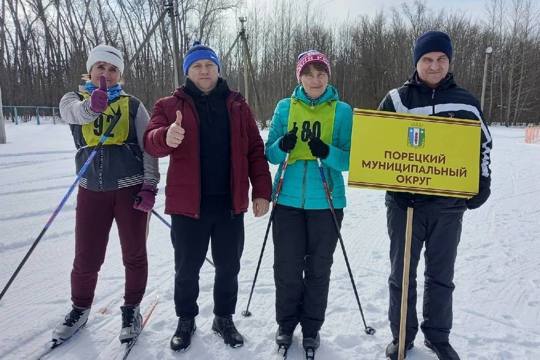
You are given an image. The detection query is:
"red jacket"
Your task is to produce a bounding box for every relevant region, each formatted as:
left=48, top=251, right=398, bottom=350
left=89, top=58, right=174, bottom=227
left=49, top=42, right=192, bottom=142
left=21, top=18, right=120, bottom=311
left=144, top=86, right=271, bottom=218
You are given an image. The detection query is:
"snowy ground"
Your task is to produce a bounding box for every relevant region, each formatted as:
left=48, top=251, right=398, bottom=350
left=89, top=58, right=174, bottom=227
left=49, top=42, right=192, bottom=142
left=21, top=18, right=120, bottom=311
left=0, top=121, right=539, bottom=360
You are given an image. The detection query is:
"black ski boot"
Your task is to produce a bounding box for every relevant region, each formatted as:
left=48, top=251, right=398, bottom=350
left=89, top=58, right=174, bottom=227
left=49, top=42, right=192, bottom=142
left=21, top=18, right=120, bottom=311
left=119, top=305, right=142, bottom=344
left=385, top=339, right=414, bottom=359
left=170, top=318, right=196, bottom=352
left=302, top=332, right=320, bottom=360
left=424, top=339, right=460, bottom=360
left=276, top=326, right=293, bottom=356
left=212, top=315, right=244, bottom=348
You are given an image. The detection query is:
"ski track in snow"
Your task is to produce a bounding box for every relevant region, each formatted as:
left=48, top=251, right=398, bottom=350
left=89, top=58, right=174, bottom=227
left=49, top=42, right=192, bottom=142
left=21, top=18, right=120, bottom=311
left=0, top=122, right=539, bottom=359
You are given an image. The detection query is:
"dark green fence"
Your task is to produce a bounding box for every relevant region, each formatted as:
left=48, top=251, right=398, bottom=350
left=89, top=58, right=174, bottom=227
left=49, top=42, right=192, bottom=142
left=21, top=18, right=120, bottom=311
left=2, top=106, right=62, bottom=125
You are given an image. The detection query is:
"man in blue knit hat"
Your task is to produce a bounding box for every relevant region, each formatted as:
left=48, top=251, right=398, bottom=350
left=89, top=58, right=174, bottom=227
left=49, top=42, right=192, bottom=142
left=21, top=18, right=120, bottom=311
left=144, top=42, right=271, bottom=352
left=377, top=31, right=493, bottom=360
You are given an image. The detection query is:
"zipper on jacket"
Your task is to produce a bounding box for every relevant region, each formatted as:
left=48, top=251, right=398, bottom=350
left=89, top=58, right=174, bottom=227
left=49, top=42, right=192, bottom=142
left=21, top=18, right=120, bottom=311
left=301, top=161, right=308, bottom=208
left=195, top=123, right=200, bottom=219
left=227, top=97, right=236, bottom=216
left=185, top=96, right=201, bottom=219
left=431, top=89, right=436, bottom=114
left=98, top=147, right=104, bottom=191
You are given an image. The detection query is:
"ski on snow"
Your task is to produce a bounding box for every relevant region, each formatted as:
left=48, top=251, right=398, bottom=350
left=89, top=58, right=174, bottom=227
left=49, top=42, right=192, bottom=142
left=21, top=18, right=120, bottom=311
left=35, top=320, right=87, bottom=360
left=118, top=295, right=159, bottom=360
left=37, top=295, right=158, bottom=360
left=305, top=347, right=316, bottom=360
left=277, top=344, right=317, bottom=359
left=35, top=339, right=67, bottom=360
left=277, top=344, right=289, bottom=359
left=36, top=298, right=120, bottom=360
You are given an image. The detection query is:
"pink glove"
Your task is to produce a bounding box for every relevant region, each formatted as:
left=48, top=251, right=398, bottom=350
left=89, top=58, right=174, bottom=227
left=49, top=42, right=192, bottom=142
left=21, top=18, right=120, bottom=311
left=90, top=75, right=108, bottom=113
left=133, top=183, right=158, bottom=212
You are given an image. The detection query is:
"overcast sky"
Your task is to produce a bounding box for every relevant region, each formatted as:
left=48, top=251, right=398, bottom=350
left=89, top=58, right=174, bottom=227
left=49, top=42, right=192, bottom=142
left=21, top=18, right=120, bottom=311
left=240, top=0, right=489, bottom=24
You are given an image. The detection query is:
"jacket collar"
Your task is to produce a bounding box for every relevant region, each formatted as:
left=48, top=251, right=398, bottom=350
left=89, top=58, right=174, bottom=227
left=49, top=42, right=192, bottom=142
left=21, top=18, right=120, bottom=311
left=182, top=77, right=230, bottom=99
left=291, top=84, right=339, bottom=106
left=172, top=78, right=245, bottom=108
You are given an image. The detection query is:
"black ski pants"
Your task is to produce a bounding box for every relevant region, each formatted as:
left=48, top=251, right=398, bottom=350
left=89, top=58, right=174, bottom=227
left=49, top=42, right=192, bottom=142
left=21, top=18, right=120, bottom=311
left=387, top=202, right=464, bottom=344
left=171, top=196, right=244, bottom=319
left=272, top=204, right=343, bottom=336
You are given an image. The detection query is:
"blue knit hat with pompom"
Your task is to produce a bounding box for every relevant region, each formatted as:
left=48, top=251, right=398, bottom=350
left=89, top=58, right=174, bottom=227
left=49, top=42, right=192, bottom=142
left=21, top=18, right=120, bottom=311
left=183, top=41, right=221, bottom=75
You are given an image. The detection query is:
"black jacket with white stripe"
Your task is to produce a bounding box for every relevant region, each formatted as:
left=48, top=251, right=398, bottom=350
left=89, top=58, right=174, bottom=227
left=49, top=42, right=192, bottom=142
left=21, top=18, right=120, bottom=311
left=378, top=72, right=492, bottom=210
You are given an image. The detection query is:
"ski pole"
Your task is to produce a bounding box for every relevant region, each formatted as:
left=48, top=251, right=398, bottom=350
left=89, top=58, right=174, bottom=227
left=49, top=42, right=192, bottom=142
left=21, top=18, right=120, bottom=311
left=150, top=209, right=215, bottom=268
left=315, top=157, right=376, bottom=335
left=242, top=154, right=290, bottom=317
left=0, top=112, right=121, bottom=303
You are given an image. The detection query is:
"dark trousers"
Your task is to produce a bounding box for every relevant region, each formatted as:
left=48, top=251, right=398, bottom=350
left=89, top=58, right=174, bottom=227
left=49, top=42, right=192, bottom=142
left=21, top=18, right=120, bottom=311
left=171, top=196, right=244, bottom=319
left=71, top=185, right=148, bottom=308
left=272, top=204, right=343, bottom=335
left=387, top=203, right=464, bottom=343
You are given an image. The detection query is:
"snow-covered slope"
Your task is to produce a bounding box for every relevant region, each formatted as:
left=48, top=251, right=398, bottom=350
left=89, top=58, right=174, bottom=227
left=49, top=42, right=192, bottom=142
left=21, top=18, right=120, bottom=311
left=0, top=122, right=539, bottom=359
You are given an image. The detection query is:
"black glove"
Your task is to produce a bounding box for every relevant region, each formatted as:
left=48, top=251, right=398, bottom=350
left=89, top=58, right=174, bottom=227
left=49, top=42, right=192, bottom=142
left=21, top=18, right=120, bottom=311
left=467, top=177, right=491, bottom=210
left=279, top=127, right=298, bottom=152
left=308, top=136, right=329, bottom=159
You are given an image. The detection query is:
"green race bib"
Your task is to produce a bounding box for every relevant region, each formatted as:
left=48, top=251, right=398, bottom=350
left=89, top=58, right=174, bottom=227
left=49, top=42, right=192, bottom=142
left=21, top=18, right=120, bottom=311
left=80, top=93, right=130, bottom=146
left=287, top=98, right=336, bottom=164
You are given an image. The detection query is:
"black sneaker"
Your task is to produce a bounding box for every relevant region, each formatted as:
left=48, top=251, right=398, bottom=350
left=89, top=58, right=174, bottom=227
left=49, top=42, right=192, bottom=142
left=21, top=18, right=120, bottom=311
left=424, top=339, right=460, bottom=360
left=275, top=326, right=293, bottom=347
left=211, top=315, right=244, bottom=348
left=385, top=339, right=414, bottom=360
left=302, top=332, right=320, bottom=350
left=170, top=318, right=196, bottom=351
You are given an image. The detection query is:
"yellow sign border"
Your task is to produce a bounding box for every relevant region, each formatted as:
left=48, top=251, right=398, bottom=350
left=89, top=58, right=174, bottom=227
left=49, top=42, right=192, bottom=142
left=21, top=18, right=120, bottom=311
left=349, top=109, right=481, bottom=198
left=354, top=109, right=480, bottom=127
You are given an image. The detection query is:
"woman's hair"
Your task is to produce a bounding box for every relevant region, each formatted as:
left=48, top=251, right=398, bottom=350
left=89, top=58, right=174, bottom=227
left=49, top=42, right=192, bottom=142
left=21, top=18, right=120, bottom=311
left=299, top=62, right=329, bottom=77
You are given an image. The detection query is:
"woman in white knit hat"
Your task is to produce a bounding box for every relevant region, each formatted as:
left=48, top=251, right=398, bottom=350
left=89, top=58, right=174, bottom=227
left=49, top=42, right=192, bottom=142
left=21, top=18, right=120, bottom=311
left=52, top=44, right=159, bottom=346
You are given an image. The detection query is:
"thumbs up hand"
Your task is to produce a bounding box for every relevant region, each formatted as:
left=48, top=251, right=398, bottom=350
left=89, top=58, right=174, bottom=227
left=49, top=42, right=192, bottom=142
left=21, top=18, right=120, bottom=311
left=166, top=110, right=186, bottom=148
left=90, top=75, right=108, bottom=113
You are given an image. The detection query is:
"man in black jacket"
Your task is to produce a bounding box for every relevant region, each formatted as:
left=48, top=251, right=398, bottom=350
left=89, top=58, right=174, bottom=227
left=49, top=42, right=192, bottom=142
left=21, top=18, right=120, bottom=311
left=378, top=31, right=492, bottom=360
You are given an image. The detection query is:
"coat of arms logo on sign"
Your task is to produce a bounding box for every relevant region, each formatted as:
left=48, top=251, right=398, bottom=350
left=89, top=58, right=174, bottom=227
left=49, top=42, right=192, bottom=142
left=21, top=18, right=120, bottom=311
left=408, top=127, right=425, bottom=148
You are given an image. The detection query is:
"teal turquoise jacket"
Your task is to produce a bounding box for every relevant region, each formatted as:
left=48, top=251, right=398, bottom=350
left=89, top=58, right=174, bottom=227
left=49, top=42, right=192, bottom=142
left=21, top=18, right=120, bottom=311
left=265, top=85, right=352, bottom=209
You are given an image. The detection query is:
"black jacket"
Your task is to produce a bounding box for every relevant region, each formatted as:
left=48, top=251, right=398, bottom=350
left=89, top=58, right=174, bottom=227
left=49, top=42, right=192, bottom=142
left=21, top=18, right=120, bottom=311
left=378, top=72, right=492, bottom=210
left=184, top=78, right=232, bottom=198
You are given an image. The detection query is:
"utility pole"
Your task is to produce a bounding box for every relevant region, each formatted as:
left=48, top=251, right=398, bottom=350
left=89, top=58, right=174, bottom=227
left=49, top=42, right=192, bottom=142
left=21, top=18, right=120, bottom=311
left=481, top=46, right=493, bottom=112
left=0, top=86, right=6, bottom=144
left=125, top=0, right=182, bottom=88
left=167, top=0, right=182, bottom=88
left=240, top=17, right=250, bottom=106
left=222, top=17, right=265, bottom=126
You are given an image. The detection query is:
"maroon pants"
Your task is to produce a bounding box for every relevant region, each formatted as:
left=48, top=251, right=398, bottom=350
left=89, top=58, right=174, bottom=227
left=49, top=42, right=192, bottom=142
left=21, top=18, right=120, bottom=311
left=71, top=185, right=148, bottom=308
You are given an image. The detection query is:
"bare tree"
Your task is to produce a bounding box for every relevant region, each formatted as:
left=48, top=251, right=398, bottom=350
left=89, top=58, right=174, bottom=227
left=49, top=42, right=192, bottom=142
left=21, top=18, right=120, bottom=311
left=1, top=0, right=539, bottom=125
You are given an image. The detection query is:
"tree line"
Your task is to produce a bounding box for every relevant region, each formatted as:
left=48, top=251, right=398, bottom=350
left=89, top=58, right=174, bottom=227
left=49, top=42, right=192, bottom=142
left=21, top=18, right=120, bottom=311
left=1, top=0, right=539, bottom=125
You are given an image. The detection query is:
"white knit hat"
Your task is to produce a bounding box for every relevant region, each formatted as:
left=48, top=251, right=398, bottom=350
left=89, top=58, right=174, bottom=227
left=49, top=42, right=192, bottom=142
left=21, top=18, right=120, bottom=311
left=86, top=44, right=124, bottom=74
